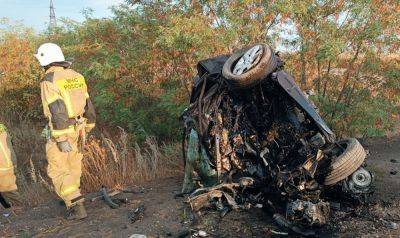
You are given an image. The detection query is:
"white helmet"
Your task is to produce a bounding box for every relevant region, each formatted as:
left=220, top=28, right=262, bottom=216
left=34, top=43, right=65, bottom=66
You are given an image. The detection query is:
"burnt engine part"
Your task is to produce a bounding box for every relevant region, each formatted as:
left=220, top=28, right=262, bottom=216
left=286, top=199, right=330, bottom=226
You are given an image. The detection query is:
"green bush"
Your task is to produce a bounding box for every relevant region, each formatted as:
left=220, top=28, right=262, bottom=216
left=0, top=1, right=398, bottom=142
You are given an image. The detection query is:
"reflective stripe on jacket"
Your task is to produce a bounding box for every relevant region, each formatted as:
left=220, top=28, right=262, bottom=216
left=40, top=66, right=96, bottom=141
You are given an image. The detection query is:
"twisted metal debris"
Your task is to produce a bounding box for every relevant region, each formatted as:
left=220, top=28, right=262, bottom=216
left=181, top=44, right=373, bottom=234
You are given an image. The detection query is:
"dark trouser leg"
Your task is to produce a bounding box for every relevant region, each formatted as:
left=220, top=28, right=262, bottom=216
left=0, top=192, right=10, bottom=208
left=1, top=190, right=22, bottom=207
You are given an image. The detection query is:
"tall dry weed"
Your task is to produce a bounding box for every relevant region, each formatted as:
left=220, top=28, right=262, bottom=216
left=81, top=127, right=181, bottom=192
left=0, top=117, right=53, bottom=206
left=0, top=117, right=181, bottom=206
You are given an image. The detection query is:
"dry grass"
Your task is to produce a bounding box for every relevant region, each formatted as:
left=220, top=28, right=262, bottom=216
left=0, top=117, right=182, bottom=207
left=81, top=127, right=182, bottom=192
left=2, top=117, right=53, bottom=206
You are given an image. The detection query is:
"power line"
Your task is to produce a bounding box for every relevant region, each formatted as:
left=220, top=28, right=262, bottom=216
left=49, top=0, right=57, bottom=31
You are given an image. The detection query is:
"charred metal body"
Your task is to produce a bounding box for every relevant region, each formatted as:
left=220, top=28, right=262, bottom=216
left=181, top=44, right=373, bottom=232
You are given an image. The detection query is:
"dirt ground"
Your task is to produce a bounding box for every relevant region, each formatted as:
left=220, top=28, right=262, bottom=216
left=1, top=137, right=399, bottom=238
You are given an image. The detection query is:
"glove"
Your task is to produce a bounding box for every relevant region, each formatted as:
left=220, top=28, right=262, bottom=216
left=85, top=123, right=95, bottom=134
left=41, top=125, right=51, bottom=140
left=57, top=140, right=72, bottom=153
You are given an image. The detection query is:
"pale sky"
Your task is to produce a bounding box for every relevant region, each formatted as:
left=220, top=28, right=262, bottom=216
left=0, top=0, right=124, bottom=32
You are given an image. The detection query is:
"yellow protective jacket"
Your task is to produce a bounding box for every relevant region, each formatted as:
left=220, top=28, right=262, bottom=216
left=0, top=124, right=16, bottom=173
left=40, top=65, right=96, bottom=142
left=0, top=124, right=17, bottom=192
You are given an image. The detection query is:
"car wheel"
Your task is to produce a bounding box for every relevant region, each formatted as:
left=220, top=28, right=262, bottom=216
left=324, top=138, right=366, bottom=186
left=222, top=43, right=278, bottom=89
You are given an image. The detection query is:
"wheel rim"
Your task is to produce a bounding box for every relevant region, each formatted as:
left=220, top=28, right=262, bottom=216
left=233, top=45, right=263, bottom=75
left=351, top=167, right=372, bottom=188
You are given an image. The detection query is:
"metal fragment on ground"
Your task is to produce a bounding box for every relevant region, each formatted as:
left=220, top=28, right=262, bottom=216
left=286, top=200, right=330, bottom=226
left=128, top=235, right=147, bottom=238
left=101, top=187, right=119, bottom=209
left=128, top=204, right=145, bottom=223
left=188, top=183, right=240, bottom=212
left=273, top=213, right=316, bottom=237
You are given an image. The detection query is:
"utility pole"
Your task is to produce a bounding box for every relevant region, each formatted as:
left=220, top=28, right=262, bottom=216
left=49, top=0, right=57, bottom=31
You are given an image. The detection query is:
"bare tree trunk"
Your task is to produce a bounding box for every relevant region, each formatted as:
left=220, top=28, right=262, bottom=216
left=330, top=43, right=361, bottom=119
left=344, top=63, right=362, bottom=108
left=345, top=82, right=357, bottom=107
left=322, top=60, right=331, bottom=98
left=300, top=39, right=307, bottom=89
left=316, top=58, right=321, bottom=93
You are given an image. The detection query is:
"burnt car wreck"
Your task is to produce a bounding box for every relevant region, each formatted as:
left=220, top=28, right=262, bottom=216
left=180, top=44, right=374, bottom=235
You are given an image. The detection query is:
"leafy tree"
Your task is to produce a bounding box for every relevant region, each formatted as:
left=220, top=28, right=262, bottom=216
left=0, top=0, right=398, bottom=140
left=0, top=19, right=43, bottom=121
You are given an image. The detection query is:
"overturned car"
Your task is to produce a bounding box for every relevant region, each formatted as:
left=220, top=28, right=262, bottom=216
left=180, top=44, right=373, bottom=231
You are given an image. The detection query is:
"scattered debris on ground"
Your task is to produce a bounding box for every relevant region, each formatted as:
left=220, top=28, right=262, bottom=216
left=86, top=186, right=145, bottom=209
left=128, top=234, right=147, bottom=238
left=1, top=145, right=400, bottom=238
left=128, top=204, right=145, bottom=223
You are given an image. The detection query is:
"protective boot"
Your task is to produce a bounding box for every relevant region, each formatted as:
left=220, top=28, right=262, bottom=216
left=1, top=190, right=22, bottom=207
left=65, top=202, right=87, bottom=220
left=0, top=191, right=23, bottom=215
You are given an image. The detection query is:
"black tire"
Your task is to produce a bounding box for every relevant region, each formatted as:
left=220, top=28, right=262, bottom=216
left=324, top=138, right=366, bottom=185
left=222, top=44, right=278, bottom=89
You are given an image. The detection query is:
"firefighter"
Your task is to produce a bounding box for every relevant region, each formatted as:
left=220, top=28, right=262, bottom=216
left=0, top=123, right=22, bottom=209
left=35, top=43, right=96, bottom=220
